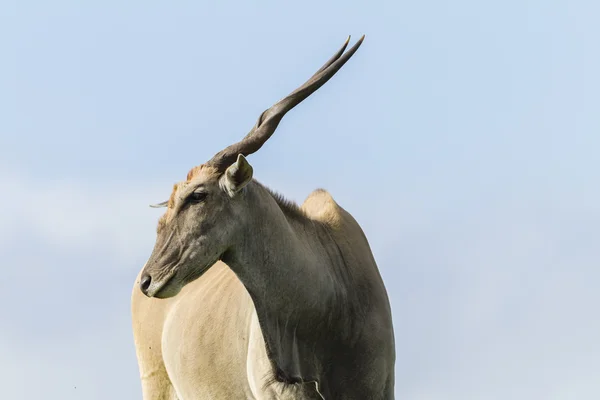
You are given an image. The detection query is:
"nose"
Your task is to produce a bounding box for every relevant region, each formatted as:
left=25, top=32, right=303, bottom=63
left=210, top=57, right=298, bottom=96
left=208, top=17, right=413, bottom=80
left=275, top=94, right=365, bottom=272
left=140, top=273, right=152, bottom=295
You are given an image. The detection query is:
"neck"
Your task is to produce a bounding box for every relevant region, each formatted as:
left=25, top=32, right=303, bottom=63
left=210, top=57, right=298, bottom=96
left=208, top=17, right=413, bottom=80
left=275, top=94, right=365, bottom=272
left=221, top=182, right=356, bottom=385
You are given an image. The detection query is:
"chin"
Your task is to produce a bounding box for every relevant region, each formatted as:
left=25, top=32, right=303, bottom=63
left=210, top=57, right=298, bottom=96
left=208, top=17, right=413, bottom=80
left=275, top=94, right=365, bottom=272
left=153, top=280, right=184, bottom=299
left=154, top=260, right=218, bottom=299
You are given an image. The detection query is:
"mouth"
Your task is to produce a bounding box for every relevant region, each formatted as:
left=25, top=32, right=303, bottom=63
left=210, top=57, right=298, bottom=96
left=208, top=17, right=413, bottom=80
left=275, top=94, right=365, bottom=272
left=145, top=254, right=223, bottom=299
left=145, top=270, right=178, bottom=299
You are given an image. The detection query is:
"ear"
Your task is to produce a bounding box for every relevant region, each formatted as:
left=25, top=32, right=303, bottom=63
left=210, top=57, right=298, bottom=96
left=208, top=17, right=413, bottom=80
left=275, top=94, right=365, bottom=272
left=149, top=200, right=169, bottom=208
left=221, top=154, right=253, bottom=196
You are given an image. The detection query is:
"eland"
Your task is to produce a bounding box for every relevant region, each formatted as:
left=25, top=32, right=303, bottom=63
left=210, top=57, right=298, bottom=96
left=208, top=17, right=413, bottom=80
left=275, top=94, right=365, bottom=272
left=131, top=35, right=395, bottom=399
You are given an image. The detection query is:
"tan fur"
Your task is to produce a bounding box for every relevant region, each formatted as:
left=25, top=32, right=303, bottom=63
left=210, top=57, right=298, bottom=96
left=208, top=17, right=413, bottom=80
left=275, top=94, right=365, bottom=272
left=300, top=189, right=343, bottom=228
left=185, top=164, right=216, bottom=182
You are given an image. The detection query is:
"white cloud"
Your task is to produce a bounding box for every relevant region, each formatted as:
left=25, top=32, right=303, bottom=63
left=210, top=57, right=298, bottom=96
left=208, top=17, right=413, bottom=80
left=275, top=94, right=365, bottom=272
left=0, top=167, right=154, bottom=399
left=0, top=167, right=166, bottom=264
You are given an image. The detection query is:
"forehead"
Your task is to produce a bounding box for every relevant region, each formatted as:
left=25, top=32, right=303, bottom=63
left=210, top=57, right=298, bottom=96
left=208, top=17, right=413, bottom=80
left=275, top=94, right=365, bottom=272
left=185, top=164, right=219, bottom=182
left=157, top=164, right=219, bottom=231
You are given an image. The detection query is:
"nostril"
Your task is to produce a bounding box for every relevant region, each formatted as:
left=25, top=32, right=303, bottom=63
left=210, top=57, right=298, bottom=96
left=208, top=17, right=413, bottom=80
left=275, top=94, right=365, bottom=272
left=140, top=274, right=152, bottom=293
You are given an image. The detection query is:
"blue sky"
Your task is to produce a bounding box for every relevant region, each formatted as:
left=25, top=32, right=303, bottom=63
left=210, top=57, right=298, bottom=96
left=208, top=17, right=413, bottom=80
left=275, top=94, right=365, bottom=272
left=1, top=0, right=599, bottom=398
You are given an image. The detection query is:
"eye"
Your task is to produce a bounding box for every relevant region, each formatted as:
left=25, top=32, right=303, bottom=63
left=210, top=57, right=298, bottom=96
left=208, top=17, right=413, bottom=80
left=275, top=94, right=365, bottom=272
left=188, top=191, right=207, bottom=204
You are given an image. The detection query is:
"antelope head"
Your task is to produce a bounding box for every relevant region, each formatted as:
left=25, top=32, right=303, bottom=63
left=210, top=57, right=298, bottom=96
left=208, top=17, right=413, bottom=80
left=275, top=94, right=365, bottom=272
left=140, top=36, right=364, bottom=298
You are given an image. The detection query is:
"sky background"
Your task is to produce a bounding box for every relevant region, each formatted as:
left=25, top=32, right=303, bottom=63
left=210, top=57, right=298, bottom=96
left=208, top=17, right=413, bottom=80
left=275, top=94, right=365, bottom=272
left=1, top=0, right=599, bottom=399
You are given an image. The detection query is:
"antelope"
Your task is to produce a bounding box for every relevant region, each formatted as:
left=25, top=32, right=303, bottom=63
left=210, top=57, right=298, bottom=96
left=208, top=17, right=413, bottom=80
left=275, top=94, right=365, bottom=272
left=131, top=35, right=396, bottom=399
